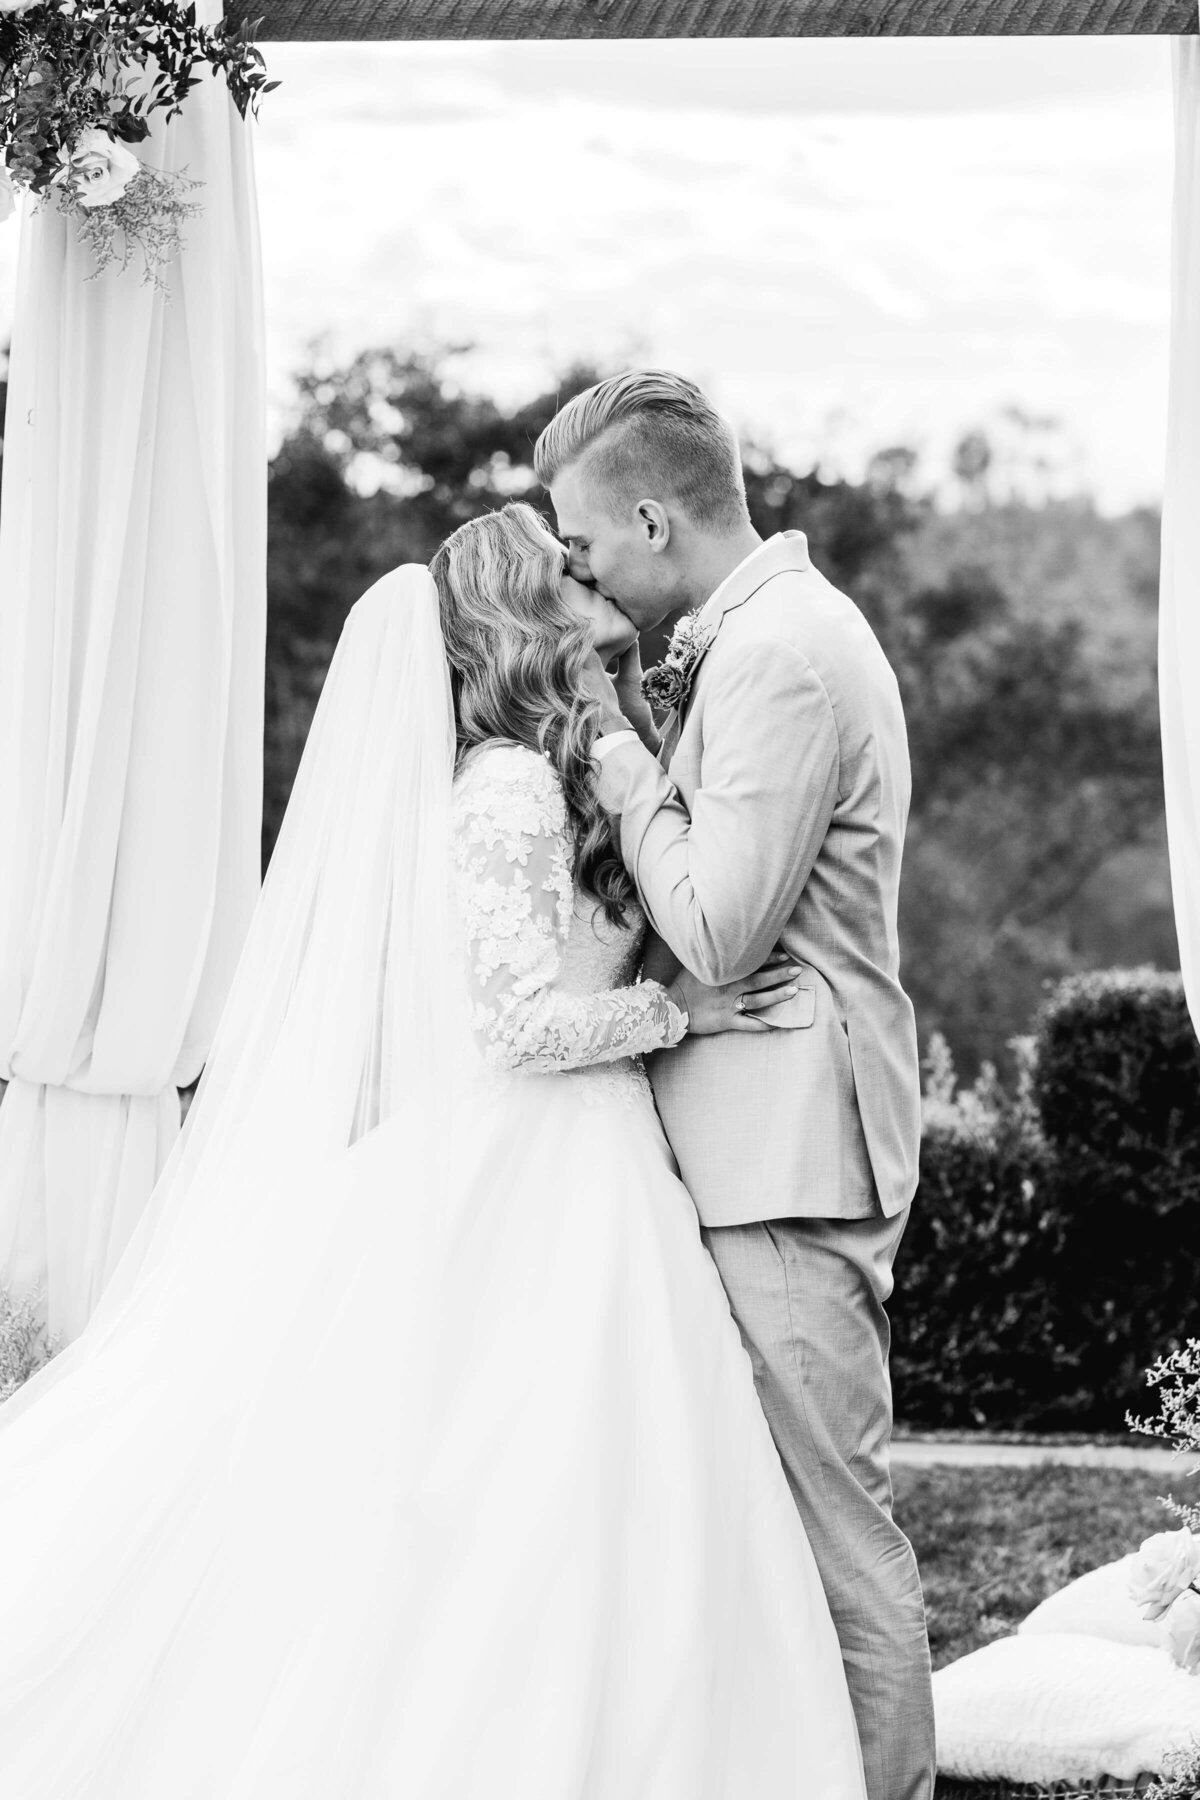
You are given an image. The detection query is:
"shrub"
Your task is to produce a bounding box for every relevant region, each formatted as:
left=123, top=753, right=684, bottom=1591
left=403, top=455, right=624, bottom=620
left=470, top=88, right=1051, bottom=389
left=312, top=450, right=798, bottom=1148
left=892, top=971, right=1200, bottom=1430
left=1034, top=968, right=1200, bottom=1193
left=891, top=1036, right=1081, bottom=1429
left=1032, top=969, right=1200, bottom=1421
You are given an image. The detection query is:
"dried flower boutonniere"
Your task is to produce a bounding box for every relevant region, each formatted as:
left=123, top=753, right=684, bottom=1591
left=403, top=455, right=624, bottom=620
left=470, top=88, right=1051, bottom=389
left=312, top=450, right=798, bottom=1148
left=640, top=609, right=717, bottom=715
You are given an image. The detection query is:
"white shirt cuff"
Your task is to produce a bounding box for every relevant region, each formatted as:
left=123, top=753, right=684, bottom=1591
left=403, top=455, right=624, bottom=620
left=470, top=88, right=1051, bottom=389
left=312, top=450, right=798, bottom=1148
left=592, top=729, right=639, bottom=760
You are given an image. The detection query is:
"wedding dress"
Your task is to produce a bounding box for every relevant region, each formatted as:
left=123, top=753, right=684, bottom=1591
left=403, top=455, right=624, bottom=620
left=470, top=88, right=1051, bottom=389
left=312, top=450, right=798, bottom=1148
left=0, top=568, right=865, bottom=1798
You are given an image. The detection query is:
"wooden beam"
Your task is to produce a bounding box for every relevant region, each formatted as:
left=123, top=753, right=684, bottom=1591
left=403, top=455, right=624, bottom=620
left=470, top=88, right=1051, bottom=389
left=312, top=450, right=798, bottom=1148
left=244, top=0, right=1197, bottom=39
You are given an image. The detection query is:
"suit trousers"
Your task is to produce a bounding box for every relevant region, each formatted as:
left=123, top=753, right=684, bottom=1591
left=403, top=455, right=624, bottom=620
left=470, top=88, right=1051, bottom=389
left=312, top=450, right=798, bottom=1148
left=700, top=1209, right=936, bottom=1800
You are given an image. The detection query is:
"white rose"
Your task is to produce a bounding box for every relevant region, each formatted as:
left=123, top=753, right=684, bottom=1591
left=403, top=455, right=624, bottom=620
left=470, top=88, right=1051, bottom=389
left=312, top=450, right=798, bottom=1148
left=1128, top=1527, right=1200, bottom=1622
left=0, top=0, right=40, bottom=14
left=0, top=166, right=14, bottom=226
left=1163, top=1586, right=1200, bottom=1675
left=66, top=130, right=139, bottom=210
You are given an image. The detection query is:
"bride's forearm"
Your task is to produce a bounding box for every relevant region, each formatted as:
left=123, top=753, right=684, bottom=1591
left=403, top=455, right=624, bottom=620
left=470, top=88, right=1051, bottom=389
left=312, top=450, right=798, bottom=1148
left=625, top=703, right=664, bottom=756
left=612, top=644, right=663, bottom=756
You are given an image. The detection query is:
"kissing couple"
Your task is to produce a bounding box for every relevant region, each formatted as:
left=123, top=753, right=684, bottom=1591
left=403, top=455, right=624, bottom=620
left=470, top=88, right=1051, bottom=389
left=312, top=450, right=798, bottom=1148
left=0, top=371, right=934, bottom=1798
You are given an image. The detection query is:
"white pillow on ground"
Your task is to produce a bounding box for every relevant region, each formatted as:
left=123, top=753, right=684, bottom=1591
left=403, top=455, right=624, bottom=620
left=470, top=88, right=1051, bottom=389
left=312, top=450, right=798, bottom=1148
left=933, top=1634, right=1200, bottom=1785
left=1019, top=1554, right=1163, bottom=1649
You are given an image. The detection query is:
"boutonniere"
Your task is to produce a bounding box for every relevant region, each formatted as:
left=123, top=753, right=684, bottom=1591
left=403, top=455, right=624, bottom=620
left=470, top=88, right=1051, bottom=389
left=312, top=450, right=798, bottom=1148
left=640, top=609, right=717, bottom=713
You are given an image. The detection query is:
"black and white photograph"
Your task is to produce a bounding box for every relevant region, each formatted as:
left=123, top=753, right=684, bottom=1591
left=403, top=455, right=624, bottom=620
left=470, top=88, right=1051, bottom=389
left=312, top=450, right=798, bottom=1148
left=0, top=1, right=1198, bottom=1795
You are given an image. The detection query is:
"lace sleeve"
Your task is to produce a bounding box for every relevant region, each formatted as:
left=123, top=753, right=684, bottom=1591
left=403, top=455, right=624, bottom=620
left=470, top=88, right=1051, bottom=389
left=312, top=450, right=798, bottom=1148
left=452, top=744, right=687, bottom=1074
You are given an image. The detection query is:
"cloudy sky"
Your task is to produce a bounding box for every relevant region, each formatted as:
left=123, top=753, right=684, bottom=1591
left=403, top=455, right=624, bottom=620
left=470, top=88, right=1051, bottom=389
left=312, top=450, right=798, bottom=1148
left=0, top=36, right=1174, bottom=508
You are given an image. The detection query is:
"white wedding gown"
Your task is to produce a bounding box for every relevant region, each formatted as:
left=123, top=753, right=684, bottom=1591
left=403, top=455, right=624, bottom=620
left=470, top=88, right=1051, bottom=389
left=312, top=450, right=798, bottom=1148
left=0, top=741, right=865, bottom=1799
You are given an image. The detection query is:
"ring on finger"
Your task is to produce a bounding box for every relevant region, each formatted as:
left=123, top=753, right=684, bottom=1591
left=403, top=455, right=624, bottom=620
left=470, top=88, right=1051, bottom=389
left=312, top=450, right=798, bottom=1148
left=735, top=993, right=748, bottom=1014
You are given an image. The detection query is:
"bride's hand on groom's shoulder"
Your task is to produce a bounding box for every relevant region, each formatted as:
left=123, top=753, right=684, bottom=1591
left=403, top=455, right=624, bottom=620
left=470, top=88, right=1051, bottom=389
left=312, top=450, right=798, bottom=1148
left=666, top=953, right=804, bottom=1037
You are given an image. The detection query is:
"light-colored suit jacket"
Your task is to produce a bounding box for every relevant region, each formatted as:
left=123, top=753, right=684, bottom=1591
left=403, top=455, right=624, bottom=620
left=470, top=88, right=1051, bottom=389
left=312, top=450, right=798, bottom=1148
left=596, top=530, right=920, bottom=1227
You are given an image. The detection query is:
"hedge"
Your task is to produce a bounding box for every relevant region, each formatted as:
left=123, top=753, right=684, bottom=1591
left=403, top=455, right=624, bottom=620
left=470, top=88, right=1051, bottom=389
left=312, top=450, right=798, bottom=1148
left=891, top=970, right=1200, bottom=1431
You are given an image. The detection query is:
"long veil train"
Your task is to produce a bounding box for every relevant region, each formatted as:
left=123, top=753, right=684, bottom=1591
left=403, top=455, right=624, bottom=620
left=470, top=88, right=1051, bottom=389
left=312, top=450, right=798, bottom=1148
left=0, top=567, right=493, bottom=1791
left=3, top=563, right=468, bottom=1418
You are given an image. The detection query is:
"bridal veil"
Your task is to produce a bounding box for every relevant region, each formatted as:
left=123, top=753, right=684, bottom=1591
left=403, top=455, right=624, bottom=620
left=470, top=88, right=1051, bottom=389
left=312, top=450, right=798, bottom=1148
left=0, top=562, right=870, bottom=1800
left=1, top=562, right=470, bottom=1419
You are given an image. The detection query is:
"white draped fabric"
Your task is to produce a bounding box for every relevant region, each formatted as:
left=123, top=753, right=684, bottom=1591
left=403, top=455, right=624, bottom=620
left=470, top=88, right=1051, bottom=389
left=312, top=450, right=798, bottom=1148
left=0, top=8, right=266, bottom=1342
left=1163, top=40, right=1200, bottom=1038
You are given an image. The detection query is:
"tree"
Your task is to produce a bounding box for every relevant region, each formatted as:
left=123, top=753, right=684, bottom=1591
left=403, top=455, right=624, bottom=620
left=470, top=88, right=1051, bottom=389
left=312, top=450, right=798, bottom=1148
left=262, top=343, right=1172, bottom=1076
left=894, top=559, right=1166, bottom=1072
left=262, top=348, right=608, bottom=860
left=952, top=429, right=993, bottom=507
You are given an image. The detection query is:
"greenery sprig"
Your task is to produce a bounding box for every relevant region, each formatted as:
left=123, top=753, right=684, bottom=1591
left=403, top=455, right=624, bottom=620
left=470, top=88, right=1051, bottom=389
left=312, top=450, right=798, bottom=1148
left=0, top=1282, right=59, bottom=1403
left=0, top=2, right=277, bottom=283
left=1127, top=1339, right=1200, bottom=1533
left=59, top=161, right=203, bottom=288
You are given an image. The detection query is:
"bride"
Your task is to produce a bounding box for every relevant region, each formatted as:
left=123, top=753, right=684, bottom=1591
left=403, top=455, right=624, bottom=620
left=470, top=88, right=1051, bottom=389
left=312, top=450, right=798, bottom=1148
left=0, top=502, right=866, bottom=1798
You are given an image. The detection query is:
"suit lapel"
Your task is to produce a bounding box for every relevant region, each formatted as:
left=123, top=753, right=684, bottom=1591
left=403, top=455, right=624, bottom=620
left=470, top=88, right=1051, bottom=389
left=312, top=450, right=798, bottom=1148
left=661, top=531, right=813, bottom=749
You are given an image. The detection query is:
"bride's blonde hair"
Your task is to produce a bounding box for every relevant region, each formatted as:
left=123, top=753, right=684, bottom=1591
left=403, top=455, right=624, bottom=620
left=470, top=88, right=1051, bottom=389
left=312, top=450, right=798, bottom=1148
left=429, top=502, right=636, bottom=927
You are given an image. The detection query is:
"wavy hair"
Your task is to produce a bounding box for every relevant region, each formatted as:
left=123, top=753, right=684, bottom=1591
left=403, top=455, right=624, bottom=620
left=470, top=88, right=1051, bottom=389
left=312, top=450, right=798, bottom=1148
left=429, top=502, right=636, bottom=927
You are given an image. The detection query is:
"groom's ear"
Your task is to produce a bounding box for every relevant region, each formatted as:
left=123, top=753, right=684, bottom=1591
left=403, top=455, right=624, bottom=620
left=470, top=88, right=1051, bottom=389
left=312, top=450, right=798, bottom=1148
left=636, top=499, right=670, bottom=552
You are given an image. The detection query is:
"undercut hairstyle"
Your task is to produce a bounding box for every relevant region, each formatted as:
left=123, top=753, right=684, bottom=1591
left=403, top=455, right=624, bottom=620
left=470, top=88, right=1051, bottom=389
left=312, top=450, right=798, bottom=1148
left=533, top=369, right=749, bottom=536
left=429, top=502, right=636, bottom=927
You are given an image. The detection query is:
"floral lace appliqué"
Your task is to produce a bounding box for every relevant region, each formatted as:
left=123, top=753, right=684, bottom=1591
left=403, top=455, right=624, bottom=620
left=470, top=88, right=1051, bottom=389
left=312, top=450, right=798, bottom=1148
left=452, top=743, right=686, bottom=1087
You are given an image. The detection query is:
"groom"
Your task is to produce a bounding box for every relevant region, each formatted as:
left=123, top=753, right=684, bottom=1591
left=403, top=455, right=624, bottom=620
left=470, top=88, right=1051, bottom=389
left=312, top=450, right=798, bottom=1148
left=535, top=370, right=936, bottom=1800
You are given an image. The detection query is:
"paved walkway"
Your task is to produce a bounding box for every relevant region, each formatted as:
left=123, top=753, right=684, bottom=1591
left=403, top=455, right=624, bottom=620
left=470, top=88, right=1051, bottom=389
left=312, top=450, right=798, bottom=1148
left=892, top=1438, right=1184, bottom=1472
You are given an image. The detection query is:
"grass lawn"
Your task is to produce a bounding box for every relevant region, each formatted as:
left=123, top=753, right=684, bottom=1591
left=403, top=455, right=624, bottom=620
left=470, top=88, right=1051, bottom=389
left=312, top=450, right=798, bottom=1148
left=893, top=1463, right=1180, bottom=1672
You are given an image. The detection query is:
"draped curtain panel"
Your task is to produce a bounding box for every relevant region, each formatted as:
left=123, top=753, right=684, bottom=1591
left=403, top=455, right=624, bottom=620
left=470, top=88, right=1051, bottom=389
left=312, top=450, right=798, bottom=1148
left=1162, top=39, right=1200, bottom=1038
left=0, top=7, right=266, bottom=1341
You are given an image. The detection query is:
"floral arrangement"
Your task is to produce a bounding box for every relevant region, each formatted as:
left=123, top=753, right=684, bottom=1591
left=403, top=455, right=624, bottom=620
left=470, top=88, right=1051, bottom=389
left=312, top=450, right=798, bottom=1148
left=1144, top=1741, right=1200, bottom=1800
left=1128, top=1339, right=1200, bottom=1532
left=640, top=608, right=717, bottom=715
left=0, top=1282, right=58, bottom=1402
left=0, top=0, right=277, bottom=287
left=1126, top=1340, right=1200, bottom=1677
left=1128, top=1525, right=1200, bottom=1676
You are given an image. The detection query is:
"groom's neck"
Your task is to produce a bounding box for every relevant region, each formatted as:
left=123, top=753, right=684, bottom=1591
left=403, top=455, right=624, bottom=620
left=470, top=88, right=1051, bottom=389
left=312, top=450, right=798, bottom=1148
left=684, top=523, right=765, bottom=611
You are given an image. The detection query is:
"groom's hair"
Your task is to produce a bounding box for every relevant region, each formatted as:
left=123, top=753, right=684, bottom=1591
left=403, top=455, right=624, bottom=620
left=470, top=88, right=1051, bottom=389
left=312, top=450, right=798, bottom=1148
left=534, top=369, right=748, bottom=535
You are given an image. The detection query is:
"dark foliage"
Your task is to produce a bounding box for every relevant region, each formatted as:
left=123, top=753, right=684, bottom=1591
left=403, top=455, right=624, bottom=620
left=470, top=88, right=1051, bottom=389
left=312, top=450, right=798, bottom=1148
left=261, top=350, right=606, bottom=859
left=1034, top=968, right=1200, bottom=1179
left=1032, top=969, right=1200, bottom=1416
left=1, top=1, right=275, bottom=195
left=892, top=971, right=1200, bottom=1430
left=742, top=447, right=925, bottom=607
left=890, top=1120, right=1075, bottom=1429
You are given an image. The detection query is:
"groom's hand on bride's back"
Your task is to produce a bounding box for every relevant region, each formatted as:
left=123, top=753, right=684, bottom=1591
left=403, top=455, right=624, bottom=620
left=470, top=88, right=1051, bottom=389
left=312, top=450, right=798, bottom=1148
left=667, top=953, right=803, bottom=1036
